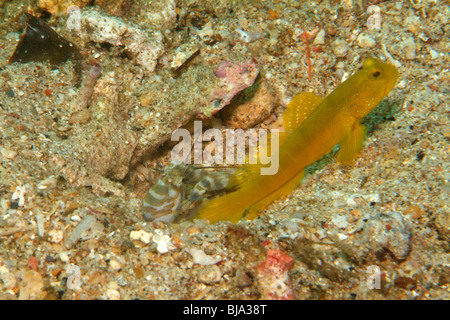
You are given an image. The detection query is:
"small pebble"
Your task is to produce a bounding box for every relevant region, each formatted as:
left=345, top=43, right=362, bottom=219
left=363, top=212, right=411, bottom=259
left=109, top=259, right=122, bottom=271
left=402, top=37, right=416, bottom=60
left=48, top=229, right=64, bottom=243
left=115, top=275, right=128, bottom=287
left=1, top=147, right=17, bottom=160
left=337, top=233, right=349, bottom=240
left=107, top=281, right=120, bottom=290
left=106, top=288, right=120, bottom=300
left=332, top=38, right=348, bottom=57
left=139, top=93, right=153, bottom=107
left=235, top=269, right=252, bottom=288
left=198, top=265, right=222, bottom=284
left=357, top=33, right=377, bottom=49
left=198, top=21, right=214, bottom=41
left=435, top=211, right=450, bottom=242
left=59, top=252, right=70, bottom=263
left=69, top=109, right=91, bottom=125
left=313, top=29, right=325, bottom=45
left=403, top=205, right=425, bottom=219
left=187, top=227, right=200, bottom=235
left=397, top=80, right=406, bottom=89
left=332, top=215, right=349, bottom=229
left=429, top=48, right=439, bottom=60
left=5, top=89, right=15, bottom=97
left=0, top=265, right=16, bottom=289
left=70, top=215, right=81, bottom=222
left=18, top=270, right=44, bottom=300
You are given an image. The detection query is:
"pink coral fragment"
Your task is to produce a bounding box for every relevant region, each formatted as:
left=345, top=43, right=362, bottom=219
left=214, top=61, right=234, bottom=78
left=258, top=249, right=295, bottom=274
left=207, top=59, right=259, bottom=117
left=256, top=249, right=295, bottom=300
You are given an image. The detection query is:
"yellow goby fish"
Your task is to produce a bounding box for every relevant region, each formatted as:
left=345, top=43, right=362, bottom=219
left=194, top=57, right=399, bottom=224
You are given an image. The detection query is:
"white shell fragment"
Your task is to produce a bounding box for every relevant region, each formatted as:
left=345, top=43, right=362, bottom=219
left=129, top=230, right=153, bottom=244
left=11, top=185, right=26, bottom=207
left=76, top=9, right=163, bottom=73
left=185, top=247, right=222, bottom=266
left=152, top=229, right=175, bottom=254
left=64, top=215, right=104, bottom=249
left=37, top=176, right=58, bottom=190
left=34, top=211, right=45, bottom=237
